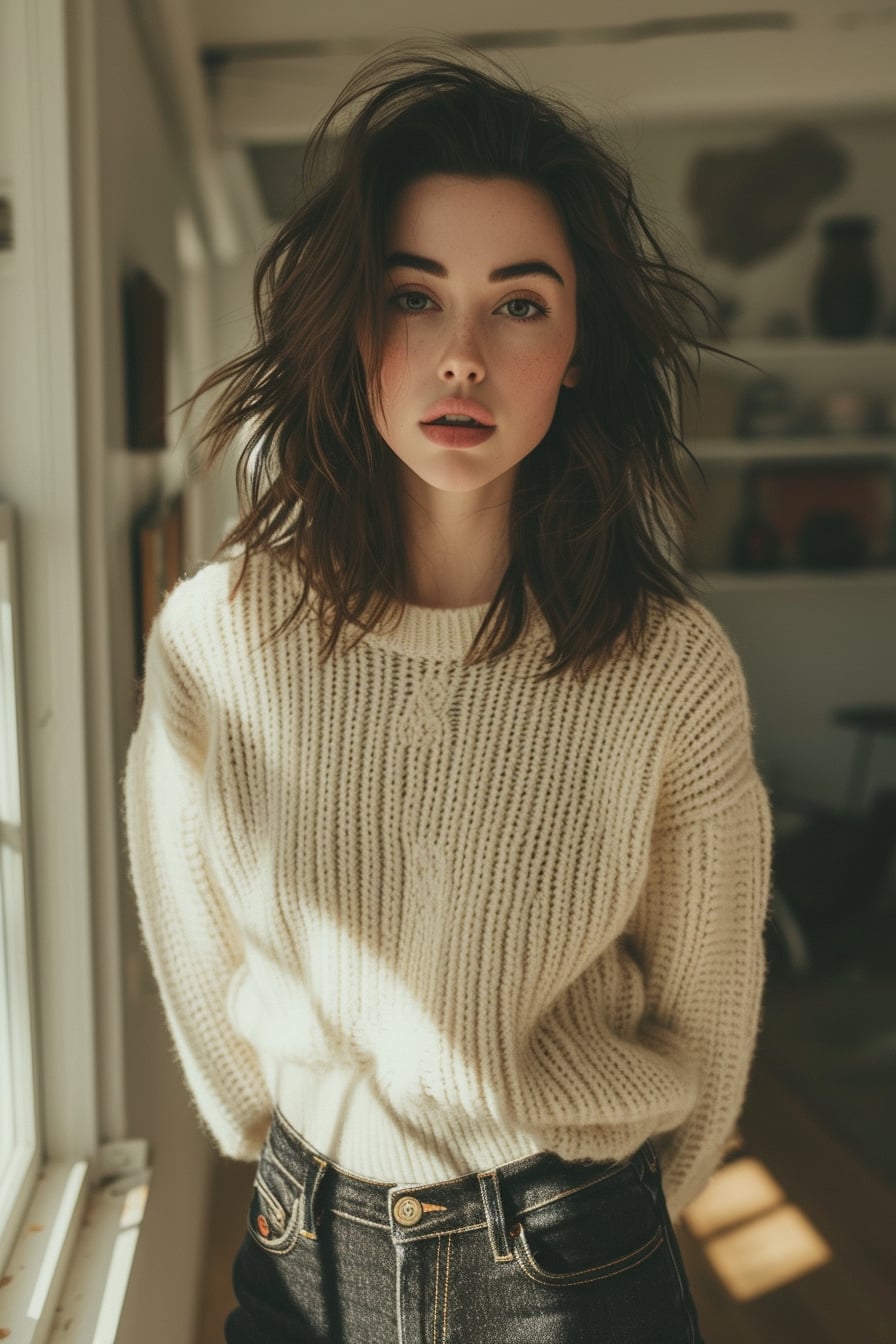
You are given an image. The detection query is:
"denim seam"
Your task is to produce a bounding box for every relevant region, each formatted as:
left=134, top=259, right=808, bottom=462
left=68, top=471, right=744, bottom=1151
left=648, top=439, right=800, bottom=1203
left=477, top=1172, right=514, bottom=1262
left=441, top=1233, right=452, bottom=1342
left=246, top=1194, right=305, bottom=1256
left=513, top=1163, right=629, bottom=1217
left=273, top=1108, right=393, bottom=1189
left=512, top=1224, right=665, bottom=1286
left=330, top=1207, right=391, bottom=1231
left=272, top=1105, right=321, bottom=1151
left=392, top=1164, right=513, bottom=1194
left=395, top=1243, right=407, bottom=1344
left=254, top=1173, right=286, bottom=1228
left=397, top=1218, right=489, bottom=1243
left=391, top=1153, right=588, bottom=1196
left=656, top=1200, right=699, bottom=1343
left=265, top=1147, right=304, bottom=1196
left=432, top=1235, right=441, bottom=1344
left=299, top=1157, right=327, bottom=1241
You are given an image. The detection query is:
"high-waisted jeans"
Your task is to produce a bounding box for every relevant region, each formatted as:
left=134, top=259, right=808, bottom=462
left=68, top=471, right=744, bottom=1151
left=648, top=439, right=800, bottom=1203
left=225, top=1106, right=705, bottom=1343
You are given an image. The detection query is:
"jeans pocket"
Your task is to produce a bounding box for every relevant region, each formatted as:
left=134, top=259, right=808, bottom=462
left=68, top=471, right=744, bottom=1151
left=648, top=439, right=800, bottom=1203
left=508, top=1160, right=665, bottom=1288
left=246, top=1146, right=305, bottom=1256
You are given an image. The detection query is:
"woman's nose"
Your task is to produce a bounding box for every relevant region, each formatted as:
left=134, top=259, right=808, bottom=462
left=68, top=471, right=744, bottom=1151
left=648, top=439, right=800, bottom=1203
left=437, top=325, right=486, bottom=383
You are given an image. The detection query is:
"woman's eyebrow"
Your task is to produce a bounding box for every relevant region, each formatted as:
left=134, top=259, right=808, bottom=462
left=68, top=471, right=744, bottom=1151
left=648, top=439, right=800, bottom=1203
left=385, top=252, right=565, bottom=286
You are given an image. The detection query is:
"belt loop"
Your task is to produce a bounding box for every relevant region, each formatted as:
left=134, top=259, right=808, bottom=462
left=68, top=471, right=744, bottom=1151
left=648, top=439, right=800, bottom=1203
left=299, top=1155, right=327, bottom=1240
left=477, top=1171, right=514, bottom=1263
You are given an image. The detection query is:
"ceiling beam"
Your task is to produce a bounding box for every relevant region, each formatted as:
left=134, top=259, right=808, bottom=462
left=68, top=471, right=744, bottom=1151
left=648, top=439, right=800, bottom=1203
left=205, top=19, right=896, bottom=145
left=129, top=0, right=244, bottom=261
left=199, top=11, right=794, bottom=68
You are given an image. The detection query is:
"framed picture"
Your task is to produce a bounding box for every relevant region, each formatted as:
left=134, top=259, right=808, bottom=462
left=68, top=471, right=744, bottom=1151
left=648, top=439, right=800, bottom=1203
left=751, top=460, right=894, bottom=567
left=133, top=493, right=184, bottom=687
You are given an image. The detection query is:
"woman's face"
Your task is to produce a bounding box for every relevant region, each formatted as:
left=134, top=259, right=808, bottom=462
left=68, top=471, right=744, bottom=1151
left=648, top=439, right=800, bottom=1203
left=365, top=173, right=579, bottom=496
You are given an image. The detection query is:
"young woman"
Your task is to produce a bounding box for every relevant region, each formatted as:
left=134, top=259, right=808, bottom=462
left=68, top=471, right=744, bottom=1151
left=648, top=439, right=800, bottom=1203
left=124, top=43, right=772, bottom=1343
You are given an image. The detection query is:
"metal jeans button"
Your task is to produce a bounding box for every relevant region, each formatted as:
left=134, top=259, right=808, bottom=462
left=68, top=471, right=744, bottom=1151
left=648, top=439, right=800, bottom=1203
left=393, top=1196, right=423, bottom=1226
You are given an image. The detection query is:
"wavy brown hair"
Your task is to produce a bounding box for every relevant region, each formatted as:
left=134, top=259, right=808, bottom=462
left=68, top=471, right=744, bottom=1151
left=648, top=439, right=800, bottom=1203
left=182, top=41, right=740, bottom=684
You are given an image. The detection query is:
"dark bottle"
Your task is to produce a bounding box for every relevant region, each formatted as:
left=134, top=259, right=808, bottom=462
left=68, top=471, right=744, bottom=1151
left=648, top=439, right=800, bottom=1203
left=730, top=473, right=779, bottom=571
left=811, top=215, right=881, bottom=339
left=730, top=514, right=780, bottom=571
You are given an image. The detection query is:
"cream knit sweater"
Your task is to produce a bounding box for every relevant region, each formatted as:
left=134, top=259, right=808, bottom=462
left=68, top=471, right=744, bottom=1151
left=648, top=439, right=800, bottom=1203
left=123, top=547, right=772, bottom=1220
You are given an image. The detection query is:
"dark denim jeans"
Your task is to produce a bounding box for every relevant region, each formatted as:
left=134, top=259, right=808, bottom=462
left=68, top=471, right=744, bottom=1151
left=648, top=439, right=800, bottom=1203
left=225, top=1107, right=704, bottom=1342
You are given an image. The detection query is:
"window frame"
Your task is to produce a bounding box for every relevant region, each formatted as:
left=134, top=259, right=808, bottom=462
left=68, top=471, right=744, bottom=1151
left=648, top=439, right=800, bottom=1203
left=0, top=503, right=40, bottom=1271
left=0, top=0, right=102, bottom=1274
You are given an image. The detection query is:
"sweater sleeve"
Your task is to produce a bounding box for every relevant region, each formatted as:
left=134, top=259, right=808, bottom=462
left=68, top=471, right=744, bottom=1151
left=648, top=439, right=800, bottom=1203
left=122, top=585, right=272, bottom=1160
left=626, top=615, right=773, bottom=1221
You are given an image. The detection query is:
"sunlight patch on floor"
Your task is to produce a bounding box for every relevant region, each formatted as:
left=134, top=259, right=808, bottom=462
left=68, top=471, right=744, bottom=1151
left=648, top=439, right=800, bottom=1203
left=682, top=1154, right=832, bottom=1300
left=682, top=1157, right=787, bottom=1238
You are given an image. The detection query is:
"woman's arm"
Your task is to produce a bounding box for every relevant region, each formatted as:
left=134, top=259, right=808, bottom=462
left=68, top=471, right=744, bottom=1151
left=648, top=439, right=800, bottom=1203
left=122, top=586, right=272, bottom=1160
left=626, top=613, right=774, bottom=1221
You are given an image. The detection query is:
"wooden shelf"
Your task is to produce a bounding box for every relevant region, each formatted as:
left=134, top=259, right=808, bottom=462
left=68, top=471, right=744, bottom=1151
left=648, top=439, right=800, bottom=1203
left=693, top=338, right=896, bottom=362
left=692, top=568, right=896, bottom=592
left=686, top=437, right=896, bottom=462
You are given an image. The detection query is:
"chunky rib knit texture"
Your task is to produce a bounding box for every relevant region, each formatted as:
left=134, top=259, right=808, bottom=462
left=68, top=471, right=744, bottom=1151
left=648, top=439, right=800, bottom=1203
left=122, top=547, right=772, bottom=1219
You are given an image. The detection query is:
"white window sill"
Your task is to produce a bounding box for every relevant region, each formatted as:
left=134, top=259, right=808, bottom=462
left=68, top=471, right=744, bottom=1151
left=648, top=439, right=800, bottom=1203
left=1, top=1142, right=150, bottom=1344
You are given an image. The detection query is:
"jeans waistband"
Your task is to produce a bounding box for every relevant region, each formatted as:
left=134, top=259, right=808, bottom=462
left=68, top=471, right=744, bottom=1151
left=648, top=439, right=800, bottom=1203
left=264, top=1105, right=659, bottom=1261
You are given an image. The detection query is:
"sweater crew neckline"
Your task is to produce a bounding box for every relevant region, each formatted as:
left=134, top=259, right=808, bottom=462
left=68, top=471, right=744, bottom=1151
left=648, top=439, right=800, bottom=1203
left=264, top=546, right=547, bottom=663
left=360, top=597, right=492, bottom=660
left=342, top=587, right=550, bottom=662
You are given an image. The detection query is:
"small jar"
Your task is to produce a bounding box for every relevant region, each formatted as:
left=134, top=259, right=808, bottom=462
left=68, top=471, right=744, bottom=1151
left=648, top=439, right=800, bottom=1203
left=737, top=377, right=797, bottom=438
left=815, top=387, right=870, bottom=435
left=811, top=215, right=881, bottom=340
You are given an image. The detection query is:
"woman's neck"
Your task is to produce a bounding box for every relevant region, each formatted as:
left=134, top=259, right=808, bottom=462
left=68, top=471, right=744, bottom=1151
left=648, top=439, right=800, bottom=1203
left=399, top=474, right=513, bottom=610
left=404, top=536, right=509, bottom=610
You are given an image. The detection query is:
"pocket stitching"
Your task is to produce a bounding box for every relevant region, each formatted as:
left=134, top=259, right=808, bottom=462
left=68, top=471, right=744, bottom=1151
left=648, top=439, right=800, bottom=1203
left=247, top=1177, right=304, bottom=1255
left=264, top=1147, right=304, bottom=1196
left=514, top=1161, right=630, bottom=1218
left=512, top=1223, right=665, bottom=1286
left=254, top=1172, right=287, bottom=1228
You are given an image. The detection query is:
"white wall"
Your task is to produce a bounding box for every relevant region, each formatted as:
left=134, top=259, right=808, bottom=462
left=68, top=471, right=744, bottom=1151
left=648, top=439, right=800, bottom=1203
left=66, top=2, right=240, bottom=1340
left=615, top=109, right=896, bottom=808
left=614, top=110, right=896, bottom=350
left=206, top=247, right=274, bottom=531
left=213, top=105, right=896, bottom=811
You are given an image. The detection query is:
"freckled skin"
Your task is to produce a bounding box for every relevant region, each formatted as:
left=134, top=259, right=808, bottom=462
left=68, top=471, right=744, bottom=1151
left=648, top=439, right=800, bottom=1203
left=369, top=174, right=580, bottom=504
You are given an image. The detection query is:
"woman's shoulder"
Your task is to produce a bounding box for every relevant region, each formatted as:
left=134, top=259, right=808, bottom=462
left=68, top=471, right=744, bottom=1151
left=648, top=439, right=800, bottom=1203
left=640, top=592, right=745, bottom=683
left=153, top=553, right=236, bottom=646
left=159, top=552, right=233, bottom=615
left=640, top=595, right=764, bottom=825
left=153, top=545, right=295, bottom=658
left=635, top=592, right=754, bottom=747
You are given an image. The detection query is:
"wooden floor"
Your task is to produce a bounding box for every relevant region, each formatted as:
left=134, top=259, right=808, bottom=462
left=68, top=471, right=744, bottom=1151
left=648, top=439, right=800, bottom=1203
left=195, top=1059, right=896, bottom=1342
left=677, top=1062, right=896, bottom=1342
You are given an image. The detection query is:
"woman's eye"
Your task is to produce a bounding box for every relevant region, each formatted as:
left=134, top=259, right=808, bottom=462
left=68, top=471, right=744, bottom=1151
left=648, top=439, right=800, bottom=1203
left=391, top=291, right=433, bottom=314
left=499, top=297, right=547, bottom=321
left=388, top=292, right=547, bottom=321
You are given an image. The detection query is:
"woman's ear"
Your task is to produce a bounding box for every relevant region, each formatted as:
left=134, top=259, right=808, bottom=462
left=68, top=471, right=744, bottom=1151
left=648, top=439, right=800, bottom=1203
left=561, top=360, right=581, bottom=389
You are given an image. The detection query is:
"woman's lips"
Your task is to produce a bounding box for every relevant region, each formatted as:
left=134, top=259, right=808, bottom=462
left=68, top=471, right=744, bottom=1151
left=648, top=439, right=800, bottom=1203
left=420, top=423, right=497, bottom=448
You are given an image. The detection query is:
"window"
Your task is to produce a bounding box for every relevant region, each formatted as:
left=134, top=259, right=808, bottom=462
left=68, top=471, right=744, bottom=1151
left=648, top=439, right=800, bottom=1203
left=0, top=500, right=39, bottom=1270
